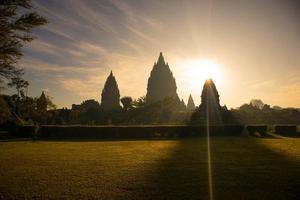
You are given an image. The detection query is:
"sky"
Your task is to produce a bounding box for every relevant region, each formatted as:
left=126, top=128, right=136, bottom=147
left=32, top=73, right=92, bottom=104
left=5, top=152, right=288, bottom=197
left=6, top=0, right=300, bottom=108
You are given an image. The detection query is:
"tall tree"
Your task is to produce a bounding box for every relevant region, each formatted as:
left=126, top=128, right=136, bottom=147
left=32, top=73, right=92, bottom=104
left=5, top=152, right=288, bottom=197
left=0, top=0, right=47, bottom=85
left=8, top=76, right=28, bottom=97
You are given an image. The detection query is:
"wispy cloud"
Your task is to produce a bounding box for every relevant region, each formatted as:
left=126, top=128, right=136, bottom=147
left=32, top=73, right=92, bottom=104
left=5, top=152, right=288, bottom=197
left=11, top=0, right=300, bottom=108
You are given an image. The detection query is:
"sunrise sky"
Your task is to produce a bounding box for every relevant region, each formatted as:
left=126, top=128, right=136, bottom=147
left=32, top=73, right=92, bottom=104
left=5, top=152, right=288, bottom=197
left=8, top=0, right=300, bottom=108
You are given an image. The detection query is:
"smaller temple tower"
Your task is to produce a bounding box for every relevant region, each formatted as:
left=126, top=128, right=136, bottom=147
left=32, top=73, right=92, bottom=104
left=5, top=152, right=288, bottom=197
left=187, top=94, right=196, bottom=110
left=101, top=71, right=121, bottom=110
left=37, top=91, right=47, bottom=111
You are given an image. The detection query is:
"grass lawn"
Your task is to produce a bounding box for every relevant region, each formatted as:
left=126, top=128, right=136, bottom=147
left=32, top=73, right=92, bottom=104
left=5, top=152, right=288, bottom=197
left=0, top=137, right=300, bottom=199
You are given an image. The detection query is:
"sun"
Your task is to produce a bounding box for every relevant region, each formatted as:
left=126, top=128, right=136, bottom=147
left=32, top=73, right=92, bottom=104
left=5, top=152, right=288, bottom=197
left=183, top=59, right=223, bottom=88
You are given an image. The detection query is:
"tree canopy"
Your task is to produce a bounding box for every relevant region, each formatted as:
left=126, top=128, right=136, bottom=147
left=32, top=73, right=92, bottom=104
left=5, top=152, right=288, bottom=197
left=0, top=0, right=47, bottom=85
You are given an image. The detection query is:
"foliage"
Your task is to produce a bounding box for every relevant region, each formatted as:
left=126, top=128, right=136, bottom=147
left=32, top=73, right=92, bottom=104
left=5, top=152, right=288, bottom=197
left=0, top=0, right=47, bottom=85
left=232, top=102, right=300, bottom=124
left=132, top=96, right=146, bottom=108
left=8, top=76, right=28, bottom=97
left=121, top=96, right=133, bottom=111
left=246, top=125, right=268, bottom=137
left=250, top=99, right=265, bottom=109
left=0, top=95, right=11, bottom=123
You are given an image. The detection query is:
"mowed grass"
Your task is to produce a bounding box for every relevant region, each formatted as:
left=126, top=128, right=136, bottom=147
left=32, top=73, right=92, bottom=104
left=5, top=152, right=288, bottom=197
left=0, top=137, right=300, bottom=200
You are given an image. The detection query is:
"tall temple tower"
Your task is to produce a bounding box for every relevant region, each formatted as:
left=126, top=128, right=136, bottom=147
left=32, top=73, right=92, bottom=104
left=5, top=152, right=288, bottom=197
left=101, top=71, right=121, bottom=110
left=191, top=79, right=223, bottom=124
left=199, top=79, right=221, bottom=111
left=146, top=52, right=180, bottom=104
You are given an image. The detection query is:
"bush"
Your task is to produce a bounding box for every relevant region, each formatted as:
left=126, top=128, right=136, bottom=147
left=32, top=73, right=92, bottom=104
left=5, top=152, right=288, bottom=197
left=274, top=125, right=297, bottom=137
left=247, top=125, right=268, bottom=137
left=38, top=125, right=244, bottom=139
left=16, top=126, right=36, bottom=138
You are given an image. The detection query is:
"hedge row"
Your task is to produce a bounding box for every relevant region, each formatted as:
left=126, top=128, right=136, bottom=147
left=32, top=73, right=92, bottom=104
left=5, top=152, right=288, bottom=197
left=0, top=124, right=36, bottom=138
left=3, top=125, right=244, bottom=139
left=3, top=125, right=299, bottom=139
left=274, top=125, right=298, bottom=137
left=246, top=125, right=268, bottom=137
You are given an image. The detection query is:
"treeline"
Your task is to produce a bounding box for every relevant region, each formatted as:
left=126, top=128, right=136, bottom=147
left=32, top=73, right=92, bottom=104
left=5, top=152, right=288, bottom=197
left=231, top=99, right=300, bottom=124
left=0, top=92, right=56, bottom=125
left=1, top=93, right=300, bottom=126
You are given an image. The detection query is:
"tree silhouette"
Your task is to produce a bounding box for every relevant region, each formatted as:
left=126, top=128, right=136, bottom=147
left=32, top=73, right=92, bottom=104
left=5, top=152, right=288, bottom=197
left=121, top=96, right=133, bottom=111
left=101, top=71, right=121, bottom=110
left=0, top=0, right=47, bottom=85
left=8, top=76, right=28, bottom=98
left=132, top=96, right=146, bottom=108
left=187, top=94, right=195, bottom=110
left=250, top=99, right=265, bottom=109
left=80, top=99, right=100, bottom=110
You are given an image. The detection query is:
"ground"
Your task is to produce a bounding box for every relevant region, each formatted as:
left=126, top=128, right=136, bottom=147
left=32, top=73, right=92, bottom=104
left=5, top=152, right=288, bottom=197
left=0, top=137, right=300, bottom=200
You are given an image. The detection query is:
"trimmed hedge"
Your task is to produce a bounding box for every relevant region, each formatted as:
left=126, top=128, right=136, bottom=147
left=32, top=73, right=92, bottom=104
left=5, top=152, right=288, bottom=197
left=38, top=125, right=245, bottom=139
left=246, top=125, right=268, bottom=137
left=0, top=123, right=36, bottom=138
left=274, top=125, right=298, bottom=137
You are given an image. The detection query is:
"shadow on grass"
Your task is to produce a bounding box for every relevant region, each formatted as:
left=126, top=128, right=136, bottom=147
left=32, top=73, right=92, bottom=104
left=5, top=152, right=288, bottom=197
left=134, top=136, right=300, bottom=200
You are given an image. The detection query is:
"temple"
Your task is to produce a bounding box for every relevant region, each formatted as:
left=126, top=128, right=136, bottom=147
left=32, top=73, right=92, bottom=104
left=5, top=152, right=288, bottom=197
left=100, top=71, right=121, bottom=110
left=191, top=79, right=225, bottom=124
left=146, top=52, right=181, bottom=106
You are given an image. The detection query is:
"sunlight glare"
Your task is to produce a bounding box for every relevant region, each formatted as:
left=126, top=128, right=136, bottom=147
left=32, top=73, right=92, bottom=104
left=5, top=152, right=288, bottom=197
left=184, top=59, right=223, bottom=88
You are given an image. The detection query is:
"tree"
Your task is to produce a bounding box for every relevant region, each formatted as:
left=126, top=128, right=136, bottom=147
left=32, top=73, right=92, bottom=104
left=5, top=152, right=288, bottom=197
left=80, top=99, right=100, bottom=110
left=8, top=76, right=28, bottom=97
left=45, top=95, right=56, bottom=110
left=121, top=96, right=133, bottom=111
left=132, top=96, right=146, bottom=108
left=0, top=0, right=47, bottom=85
left=250, top=99, right=264, bottom=109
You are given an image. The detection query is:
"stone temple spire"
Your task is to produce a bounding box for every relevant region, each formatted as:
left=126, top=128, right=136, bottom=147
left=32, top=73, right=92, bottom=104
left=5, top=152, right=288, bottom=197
left=200, top=79, right=220, bottom=109
left=146, top=52, right=180, bottom=104
left=101, top=71, right=121, bottom=110
left=187, top=94, right=196, bottom=110
left=157, top=52, right=165, bottom=65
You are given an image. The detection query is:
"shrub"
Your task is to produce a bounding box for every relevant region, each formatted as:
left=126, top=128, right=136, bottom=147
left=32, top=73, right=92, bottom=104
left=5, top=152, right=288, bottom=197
left=247, top=125, right=268, bottom=137
left=274, top=125, right=297, bottom=137
left=16, top=126, right=36, bottom=138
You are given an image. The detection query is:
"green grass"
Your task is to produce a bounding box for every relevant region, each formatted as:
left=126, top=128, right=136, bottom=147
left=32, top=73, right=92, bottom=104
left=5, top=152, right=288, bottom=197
left=0, top=137, right=300, bottom=199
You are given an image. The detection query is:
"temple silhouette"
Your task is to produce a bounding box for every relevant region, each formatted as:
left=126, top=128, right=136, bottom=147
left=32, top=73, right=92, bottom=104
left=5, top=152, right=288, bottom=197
left=101, top=71, right=121, bottom=110
left=146, top=52, right=181, bottom=105
left=99, top=52, right=225, bottom=123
